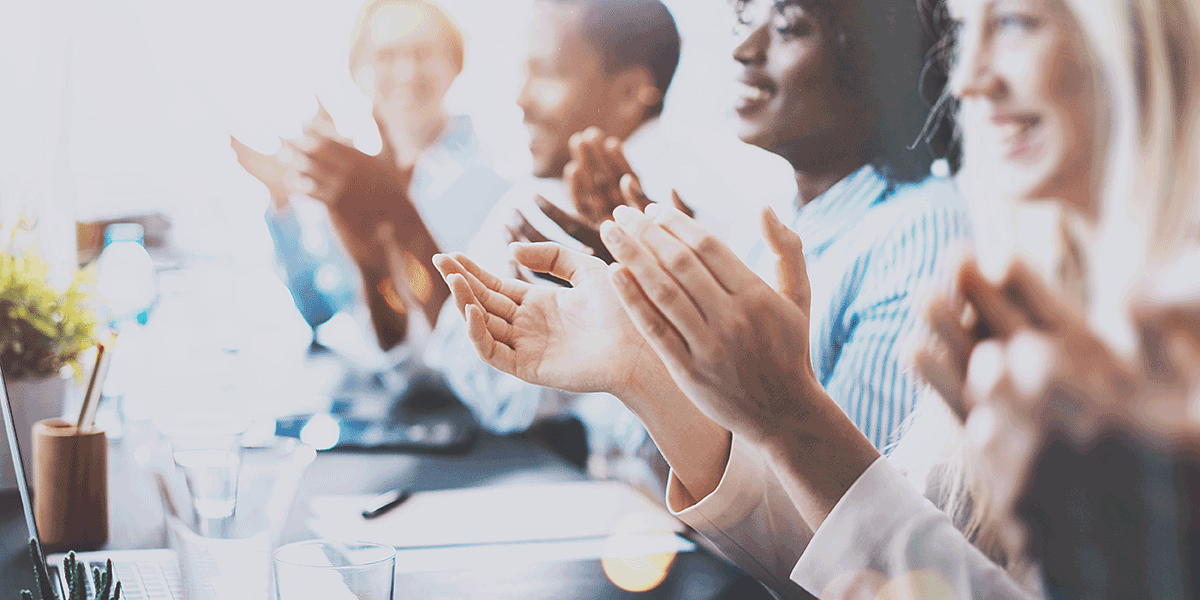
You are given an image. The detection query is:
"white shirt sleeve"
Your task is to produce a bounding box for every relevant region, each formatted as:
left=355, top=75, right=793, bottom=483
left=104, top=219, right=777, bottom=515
left=791, top=457, right=1037, bottom=599
left=664, top=435, right=814, bottom=599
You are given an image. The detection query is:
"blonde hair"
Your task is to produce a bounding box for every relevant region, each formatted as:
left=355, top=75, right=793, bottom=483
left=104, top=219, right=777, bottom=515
left=895, top=0, right=1200, bottom=583
left=347, top=0, right=466, bottom=75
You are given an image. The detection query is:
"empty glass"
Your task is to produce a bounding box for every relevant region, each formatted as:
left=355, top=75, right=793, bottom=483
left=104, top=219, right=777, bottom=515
left=274, top=540, right=395, bottom=600
left=165, top=417, right=246, bottom=537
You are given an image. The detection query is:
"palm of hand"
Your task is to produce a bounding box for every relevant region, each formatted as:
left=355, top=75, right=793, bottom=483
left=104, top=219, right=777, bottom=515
left=512, top=266, right=648, bottom=395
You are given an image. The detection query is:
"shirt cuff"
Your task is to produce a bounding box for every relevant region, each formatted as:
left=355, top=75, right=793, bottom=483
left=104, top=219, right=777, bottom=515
left=789, top=456, right=934, bottom=594
left=665, top=435, right=764, bottom=532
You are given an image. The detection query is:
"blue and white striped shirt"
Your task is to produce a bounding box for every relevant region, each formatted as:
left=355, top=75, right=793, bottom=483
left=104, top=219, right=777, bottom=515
left=746, top=165, right=972, bottom=451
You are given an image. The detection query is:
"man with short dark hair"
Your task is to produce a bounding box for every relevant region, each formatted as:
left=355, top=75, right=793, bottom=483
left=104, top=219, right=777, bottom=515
left=424, top=0, right=791, bottom=494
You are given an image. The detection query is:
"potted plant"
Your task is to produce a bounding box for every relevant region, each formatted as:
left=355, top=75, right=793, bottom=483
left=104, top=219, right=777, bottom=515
left=0, top=242, right=97, bottom=490
left=18, top=538, right=123, bottom=600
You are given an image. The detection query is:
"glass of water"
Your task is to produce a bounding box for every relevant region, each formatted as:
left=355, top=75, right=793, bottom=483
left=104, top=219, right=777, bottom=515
left=274, top=540, right=395, bottom=600
left=163, top=416, right=245, bottom=537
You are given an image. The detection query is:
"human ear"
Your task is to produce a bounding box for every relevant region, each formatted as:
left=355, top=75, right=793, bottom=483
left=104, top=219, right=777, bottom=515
left=612, top=65, right=662, bottom=122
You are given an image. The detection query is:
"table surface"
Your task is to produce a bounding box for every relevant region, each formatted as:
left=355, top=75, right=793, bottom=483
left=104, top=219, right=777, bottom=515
left=2, top=428, right=772, bottom=599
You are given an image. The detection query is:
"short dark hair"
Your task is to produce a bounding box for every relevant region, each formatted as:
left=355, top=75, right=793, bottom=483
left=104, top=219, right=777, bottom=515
left=734, top=0, right=958, bottom=183
left=544, top=0, right=682, bottom=119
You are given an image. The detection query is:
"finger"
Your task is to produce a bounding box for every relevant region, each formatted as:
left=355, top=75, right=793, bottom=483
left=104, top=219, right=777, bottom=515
left=761, top=207, right=809, bottom=311
left=927, top=293, right=974, bottom=373
left=445, top=273, right=515, bottom=344
left=534, top=195, right=613, bottom=263
left=999, top=259, right=1072, bottom=331
left=610, top=263, right=693, bottom=363
left=306, top=99, right=340, bottom=141
left=610, top=206, right=731, bottom=324
left=445, top=252, right=531, bottom=305
left=913, top=345, right=968, bottom=421
left=603, top=137, right=636, bottom=181
left=464, top=303, right=519, bottom=373
left=580, top=129, right=624, bottom=213
left=513, top=212, right=552, bottom=244
left=643, top=203, right=759, bottom=293
left=503, top=224, right=522, bottom=245
left=565, top=162, right=599, bottom=224
left=670, top=190, right=695, bottom=218
left=372, top=106, right=398, bottom=164
left=619, top=174, right=652, bottom=210
left=284, top=137, right=350, bottom=175
left=510, top=241, right=605, bottom=283
left=964, top=339, right=1010, bottom=414
left=958, top=260, right=1027, bottom=340
left=600, top=219, right=710, bottom=349
left=434, top=254, right=520, bottom=322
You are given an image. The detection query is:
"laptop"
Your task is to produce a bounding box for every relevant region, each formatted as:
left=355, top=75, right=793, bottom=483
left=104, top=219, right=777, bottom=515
left=0, top=363, right=183, bottom=600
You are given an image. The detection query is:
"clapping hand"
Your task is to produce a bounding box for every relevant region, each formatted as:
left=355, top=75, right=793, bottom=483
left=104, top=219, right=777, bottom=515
left=432, top=243, right=656, bottom=397
left=600, top=203, right=822, bottom=448
left=508, top=127, right=693, bottom=266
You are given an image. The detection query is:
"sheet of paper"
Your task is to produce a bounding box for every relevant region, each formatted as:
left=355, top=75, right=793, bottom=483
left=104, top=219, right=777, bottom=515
left=307, top=480, right=685, bottom=550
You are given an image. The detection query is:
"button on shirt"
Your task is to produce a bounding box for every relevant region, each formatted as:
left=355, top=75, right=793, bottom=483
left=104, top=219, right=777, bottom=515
left=745, top=165, right=972, bottom=450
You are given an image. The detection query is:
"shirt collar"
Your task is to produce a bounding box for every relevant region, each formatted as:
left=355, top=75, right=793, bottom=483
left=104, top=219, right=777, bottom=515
left=789, top=164, right=891, bottom=255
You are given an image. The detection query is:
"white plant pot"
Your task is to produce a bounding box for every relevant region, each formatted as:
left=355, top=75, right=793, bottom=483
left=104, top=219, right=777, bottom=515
left=1, top=373, right=70, bottom=491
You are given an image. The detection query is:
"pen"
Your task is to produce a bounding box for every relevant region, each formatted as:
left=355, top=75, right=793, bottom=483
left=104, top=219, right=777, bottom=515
left=361, top=488, right=412, bottom=519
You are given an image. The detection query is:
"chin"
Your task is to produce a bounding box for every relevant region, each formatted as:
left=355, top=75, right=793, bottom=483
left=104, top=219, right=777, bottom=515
left=735, top=122, right=773, bottom=150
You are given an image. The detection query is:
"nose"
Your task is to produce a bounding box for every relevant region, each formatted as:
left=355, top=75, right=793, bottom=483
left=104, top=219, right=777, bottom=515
left=733, top=21, right=769, bottom=67
left=948, top=25, right=1003, bottom=100
left=516, top=75, right=536, bottom=118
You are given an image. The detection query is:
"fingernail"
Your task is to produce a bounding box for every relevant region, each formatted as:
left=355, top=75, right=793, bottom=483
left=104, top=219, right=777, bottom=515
left=600, top=220, right=625, bottom=243
left=613, top=205, right=638, bottom=225
left=644, top=203, right=661, bottom=218
left=610, top=263, right=631, bottom=285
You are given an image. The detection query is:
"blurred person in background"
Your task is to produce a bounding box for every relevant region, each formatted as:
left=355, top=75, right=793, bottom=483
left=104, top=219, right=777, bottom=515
left=434, top=0, right=1200, bottom=597
left=424, top=0, right=705, bottom=490
left=231, top=0, right=510, bottom=351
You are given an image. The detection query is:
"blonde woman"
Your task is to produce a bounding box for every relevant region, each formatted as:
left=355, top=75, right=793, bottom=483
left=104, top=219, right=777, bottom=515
left=433, top=0, right=1200, bottom=598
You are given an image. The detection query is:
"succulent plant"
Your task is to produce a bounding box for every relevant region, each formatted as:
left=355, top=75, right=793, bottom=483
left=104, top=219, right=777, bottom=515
left=19, top=538, right=122, bottom=600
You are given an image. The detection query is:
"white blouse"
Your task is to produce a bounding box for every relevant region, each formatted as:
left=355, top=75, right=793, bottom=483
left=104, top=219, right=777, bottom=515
left=666, top=436, right=1036, bottom=600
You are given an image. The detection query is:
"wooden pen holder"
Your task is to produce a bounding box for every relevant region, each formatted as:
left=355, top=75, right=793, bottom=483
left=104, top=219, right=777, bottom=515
left=32, top=418, right=108, bottom=550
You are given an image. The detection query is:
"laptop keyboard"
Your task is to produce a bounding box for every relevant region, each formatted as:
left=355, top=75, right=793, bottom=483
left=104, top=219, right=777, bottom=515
left=79, top=559, right=182, bottom=600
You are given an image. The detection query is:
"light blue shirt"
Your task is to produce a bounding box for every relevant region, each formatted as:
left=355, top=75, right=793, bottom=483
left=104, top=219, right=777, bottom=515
left=746, top=165, right=972, bottom=450
left=266, top=115, right=511, bottom=329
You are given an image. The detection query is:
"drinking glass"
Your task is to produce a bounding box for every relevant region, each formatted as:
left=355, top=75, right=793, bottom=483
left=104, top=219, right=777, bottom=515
left=161, top=416, right=246, bottom=537
left=274, top=540, right=395, bottom=600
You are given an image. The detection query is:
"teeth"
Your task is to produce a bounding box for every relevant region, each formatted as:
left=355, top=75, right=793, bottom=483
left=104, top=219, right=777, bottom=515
left=737, top=82, right=772, bottom=102
left=997, top=117, right=1038, bottom=143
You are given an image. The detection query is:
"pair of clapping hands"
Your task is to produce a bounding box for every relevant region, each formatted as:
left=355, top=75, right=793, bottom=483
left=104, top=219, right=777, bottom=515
left=229, top=103, right=428, bottom=268
left=432, top=124, right=830, bottom=457
left=914, top=255, right=1200, bottom=551
left=231, top=103, right=445, bottom=343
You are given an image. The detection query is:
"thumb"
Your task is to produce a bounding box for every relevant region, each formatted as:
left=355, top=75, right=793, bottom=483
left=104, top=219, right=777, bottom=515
left=510, top=242, right=605, bottom=283
left=762, top=207, right=809, bottom=311
left=373, top=106, right=399, bottom=165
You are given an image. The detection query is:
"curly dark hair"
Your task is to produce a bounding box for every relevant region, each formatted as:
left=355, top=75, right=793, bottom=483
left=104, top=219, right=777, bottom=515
left=733, top=0, right=960, bottom=183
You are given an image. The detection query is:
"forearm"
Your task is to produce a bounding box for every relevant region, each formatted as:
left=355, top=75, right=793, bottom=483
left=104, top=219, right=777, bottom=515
left=620, top=361, right=731, bottom=503
left=758, top=386, right=881, bottom=533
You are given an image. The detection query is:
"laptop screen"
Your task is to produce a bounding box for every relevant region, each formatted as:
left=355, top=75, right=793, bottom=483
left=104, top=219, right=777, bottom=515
left=0, top=362, right=41, bottom=546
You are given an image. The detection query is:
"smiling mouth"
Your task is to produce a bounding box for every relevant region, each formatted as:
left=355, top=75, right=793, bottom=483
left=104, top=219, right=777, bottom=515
left=996, top=115, right=1042, bottom=150
left=734, top=81, right=775, bottom=113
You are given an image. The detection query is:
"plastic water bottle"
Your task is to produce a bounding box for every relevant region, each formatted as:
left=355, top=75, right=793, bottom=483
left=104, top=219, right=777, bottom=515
left=96, top=223, right=158, bottom=328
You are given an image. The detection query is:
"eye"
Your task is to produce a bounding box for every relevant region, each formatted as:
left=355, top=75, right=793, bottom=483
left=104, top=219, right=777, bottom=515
left=993, top=12, right=1040, bottom=34
left=771, top=4, right=813, bottom=39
